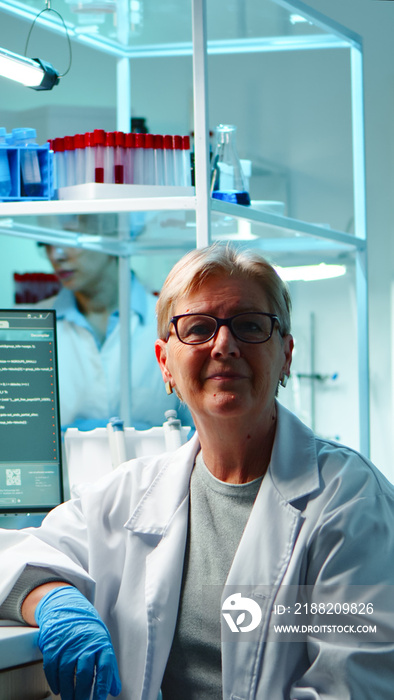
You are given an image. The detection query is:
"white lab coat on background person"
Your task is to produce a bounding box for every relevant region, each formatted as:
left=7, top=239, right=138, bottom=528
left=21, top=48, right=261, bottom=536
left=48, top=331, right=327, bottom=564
left=1, top=403, right=394, bottom=699
left=35, top=274, right=188, bottom=430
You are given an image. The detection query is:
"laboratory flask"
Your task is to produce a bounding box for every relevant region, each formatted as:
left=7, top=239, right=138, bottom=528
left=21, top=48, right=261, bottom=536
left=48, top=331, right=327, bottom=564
left=210, top=124, right=250, bottom=205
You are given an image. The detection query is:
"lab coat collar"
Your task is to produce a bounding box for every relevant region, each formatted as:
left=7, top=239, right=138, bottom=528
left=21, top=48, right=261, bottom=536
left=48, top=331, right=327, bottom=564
left=125, top=403, right=320, bottom=538
left=124, top=433, right=200, bottom=537
left=52, top=272, right=148, bottom=324
left=269, top=401, right=321, bottom=504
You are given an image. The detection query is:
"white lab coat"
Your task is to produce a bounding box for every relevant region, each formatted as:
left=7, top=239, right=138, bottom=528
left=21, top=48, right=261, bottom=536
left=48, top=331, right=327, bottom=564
left=1, top=403, right=394, bottom=699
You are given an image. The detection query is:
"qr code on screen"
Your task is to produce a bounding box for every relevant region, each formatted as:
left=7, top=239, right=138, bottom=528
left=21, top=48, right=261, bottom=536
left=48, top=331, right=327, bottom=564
left=6, top=469, right=21, bottom=486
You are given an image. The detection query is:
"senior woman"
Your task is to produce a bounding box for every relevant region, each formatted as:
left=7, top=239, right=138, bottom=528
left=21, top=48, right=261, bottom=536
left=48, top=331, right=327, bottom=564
left=1, top=244, right=394, bottom=700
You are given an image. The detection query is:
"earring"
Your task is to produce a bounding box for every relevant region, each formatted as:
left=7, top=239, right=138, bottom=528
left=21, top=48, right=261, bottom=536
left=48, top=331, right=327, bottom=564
left=165, top=380, right=173, bottom=395
left=280, top=374, right=289, bottom=388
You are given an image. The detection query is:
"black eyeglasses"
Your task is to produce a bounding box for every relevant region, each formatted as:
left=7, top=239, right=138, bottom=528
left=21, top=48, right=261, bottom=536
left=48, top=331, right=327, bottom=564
left=168, top=312, right=280, bottom=345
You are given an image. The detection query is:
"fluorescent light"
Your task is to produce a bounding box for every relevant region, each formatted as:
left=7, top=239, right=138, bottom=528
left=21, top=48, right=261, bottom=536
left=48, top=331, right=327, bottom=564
left=290, top=14, right=308, bottom=25
left=275, top=263, right=346, bottom=282
left=0, top=46, right=59, bottom=90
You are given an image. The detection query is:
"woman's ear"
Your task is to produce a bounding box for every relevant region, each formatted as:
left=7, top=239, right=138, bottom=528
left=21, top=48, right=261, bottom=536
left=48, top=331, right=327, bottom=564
left=155, top=339, right=172, bottom=383
left=282, top=334, right=294, bottom=377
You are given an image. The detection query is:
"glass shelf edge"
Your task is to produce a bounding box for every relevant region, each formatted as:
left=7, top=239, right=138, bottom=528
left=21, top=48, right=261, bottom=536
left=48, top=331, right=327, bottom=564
left=0, top=196, right=198, bottom=217
left=273, top=0, right=363, bottom=51
left=211, top=200, right=365, bottom=251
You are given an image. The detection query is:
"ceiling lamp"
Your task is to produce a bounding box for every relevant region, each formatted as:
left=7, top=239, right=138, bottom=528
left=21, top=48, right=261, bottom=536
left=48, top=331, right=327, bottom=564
left=0, top=46, right=59, bottom=90
left=0, top=3, right=71, bottom=91
left=275, top=263, right=347, bottom=282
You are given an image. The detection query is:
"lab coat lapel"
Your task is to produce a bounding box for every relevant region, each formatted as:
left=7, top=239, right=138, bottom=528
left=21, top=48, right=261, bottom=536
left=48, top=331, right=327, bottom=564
left=124, top=434, right=200, bottom=700
left=222, top=403, right=320, bottom=700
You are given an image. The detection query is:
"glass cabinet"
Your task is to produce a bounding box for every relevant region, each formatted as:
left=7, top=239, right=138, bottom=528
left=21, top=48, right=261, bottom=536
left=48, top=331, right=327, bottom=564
left=0, top=0, right=369, bottom=454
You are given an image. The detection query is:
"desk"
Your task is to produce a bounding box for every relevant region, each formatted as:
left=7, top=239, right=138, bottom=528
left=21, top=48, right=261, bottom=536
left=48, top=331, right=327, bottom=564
left=0, top=623, right=53, bottom=699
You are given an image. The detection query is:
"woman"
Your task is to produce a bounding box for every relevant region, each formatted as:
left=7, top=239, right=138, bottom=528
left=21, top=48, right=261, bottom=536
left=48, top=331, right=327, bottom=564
left=35, top=213, right=187, bottom=431
left=1, top=244, right=394, bottom=699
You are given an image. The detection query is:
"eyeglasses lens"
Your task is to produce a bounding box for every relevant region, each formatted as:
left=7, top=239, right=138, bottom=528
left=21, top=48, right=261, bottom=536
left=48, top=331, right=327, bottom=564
left=232, top=313, right=272, bottom=342
left=176, top=313, right=273, bottom=344
left=177, top=315, right=217, bottom=344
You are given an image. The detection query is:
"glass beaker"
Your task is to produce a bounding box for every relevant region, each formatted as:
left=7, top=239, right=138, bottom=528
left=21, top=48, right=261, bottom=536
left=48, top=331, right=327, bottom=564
left=210, top=124, right=250, bottom=206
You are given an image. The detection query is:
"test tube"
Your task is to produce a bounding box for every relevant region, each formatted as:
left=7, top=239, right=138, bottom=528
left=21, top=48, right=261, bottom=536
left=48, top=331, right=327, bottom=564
left=154, top=134, right=165, bottom=186
left=52, top=137, right=66, bottom=190
left=181, top=135, right=192, bottom=187
left=113, top=131, right=125, bottom=184
left=173, top=135, right=183, bottom=187
left=63, top=136, right=76, bottom=187
left=93, top=129, right=105, bottom=184
left=0, top=127, right=11, bottom=197
left=124, top=132, right=135, bottom=184
left=163, top=135, right=175, bottom=186
left=104, top=131, right=115, bottom=184
left=84, top=132, right=95, bottom=183
left=144, top=134, right=155, bottom=185
left=12, top=127, right=42, bottom=197
left=74, top=134, right=85, bottom=185
left=133, top=133, right=145, bottom=184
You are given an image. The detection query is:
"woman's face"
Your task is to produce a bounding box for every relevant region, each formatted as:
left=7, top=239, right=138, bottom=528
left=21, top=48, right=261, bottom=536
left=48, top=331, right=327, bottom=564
left=155, top=275, right=293, bottom=429
left=45, top=245, right=113, bottom=294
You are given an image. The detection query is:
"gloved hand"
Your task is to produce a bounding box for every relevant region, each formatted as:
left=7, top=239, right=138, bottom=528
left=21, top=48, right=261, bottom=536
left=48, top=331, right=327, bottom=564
left=35, top=585, right=121, bottom=700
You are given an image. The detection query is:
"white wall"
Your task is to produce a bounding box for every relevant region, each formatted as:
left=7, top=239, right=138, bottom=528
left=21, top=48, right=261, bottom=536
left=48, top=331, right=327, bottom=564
left=0, top=0, right=393, bottom=478
left=304, top=0, right=394, bottom=480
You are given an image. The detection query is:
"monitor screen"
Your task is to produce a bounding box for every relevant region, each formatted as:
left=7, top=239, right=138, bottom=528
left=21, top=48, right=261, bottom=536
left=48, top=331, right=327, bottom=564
left=0, top=309, right=63, bottom=513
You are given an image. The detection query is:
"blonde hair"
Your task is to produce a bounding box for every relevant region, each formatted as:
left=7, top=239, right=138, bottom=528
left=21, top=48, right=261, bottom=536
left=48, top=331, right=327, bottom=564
left=156, top=243, right=292, bottom=339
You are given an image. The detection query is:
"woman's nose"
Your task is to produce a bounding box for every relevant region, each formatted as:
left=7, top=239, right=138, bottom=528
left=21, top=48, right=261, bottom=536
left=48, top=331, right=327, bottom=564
left=45, top=245, right=68, bottom=262
left=211, top=325, right=241, bottom=357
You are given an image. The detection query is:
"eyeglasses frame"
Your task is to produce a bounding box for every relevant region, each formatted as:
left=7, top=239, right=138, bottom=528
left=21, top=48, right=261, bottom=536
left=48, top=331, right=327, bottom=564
left=167, top=312, right=281, bottom=345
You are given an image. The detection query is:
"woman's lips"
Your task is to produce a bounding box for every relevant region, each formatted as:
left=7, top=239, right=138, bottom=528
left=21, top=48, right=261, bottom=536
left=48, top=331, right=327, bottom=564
left=56, top=269, right=75, bottom=281
left=208, top=372, right=245, bottom=381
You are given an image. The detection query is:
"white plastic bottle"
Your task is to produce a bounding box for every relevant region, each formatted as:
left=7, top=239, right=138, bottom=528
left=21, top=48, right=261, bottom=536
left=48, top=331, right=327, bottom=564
left=163, top=409, right=183, bottom=451
left=12, top=127, right=42, bottom=197
left=0, top=127, right=12, bottom=198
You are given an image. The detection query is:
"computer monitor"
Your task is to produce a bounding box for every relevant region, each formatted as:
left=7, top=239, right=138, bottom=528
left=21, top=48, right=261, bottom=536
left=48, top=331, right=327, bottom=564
left=0, top=309, right=63, bottom=513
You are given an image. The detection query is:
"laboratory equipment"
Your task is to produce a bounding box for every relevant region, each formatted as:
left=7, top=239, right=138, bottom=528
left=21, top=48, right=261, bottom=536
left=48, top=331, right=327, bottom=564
left=163, top=409, right=183, bottom=451
left=106, top=416, right=127, bottom=468
left=0, top=309, right=63, bottom=514
left=12, top=127, right=42, bottom=196
left=210, top=124, right=250, bottom=205
left=0, top=127, right=11, bottom=197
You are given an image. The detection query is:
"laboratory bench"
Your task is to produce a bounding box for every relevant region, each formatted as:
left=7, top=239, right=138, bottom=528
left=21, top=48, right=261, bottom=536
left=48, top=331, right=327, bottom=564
left=0, top=622, right=54, bottom=699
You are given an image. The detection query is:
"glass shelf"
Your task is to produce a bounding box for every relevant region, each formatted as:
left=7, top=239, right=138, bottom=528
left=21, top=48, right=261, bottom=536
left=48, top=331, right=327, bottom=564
left=0, top=200, right=364, bottom=266
left=0, top=0, right=360, bottom=57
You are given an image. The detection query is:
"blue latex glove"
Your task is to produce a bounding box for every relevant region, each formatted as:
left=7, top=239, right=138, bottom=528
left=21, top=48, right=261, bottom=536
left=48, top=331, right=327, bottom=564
left=35, top=585, right=121, bottom=700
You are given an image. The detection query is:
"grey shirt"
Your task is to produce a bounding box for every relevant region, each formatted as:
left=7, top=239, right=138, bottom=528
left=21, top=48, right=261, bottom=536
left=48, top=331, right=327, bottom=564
left=161, top=451, right=262, bottom=700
